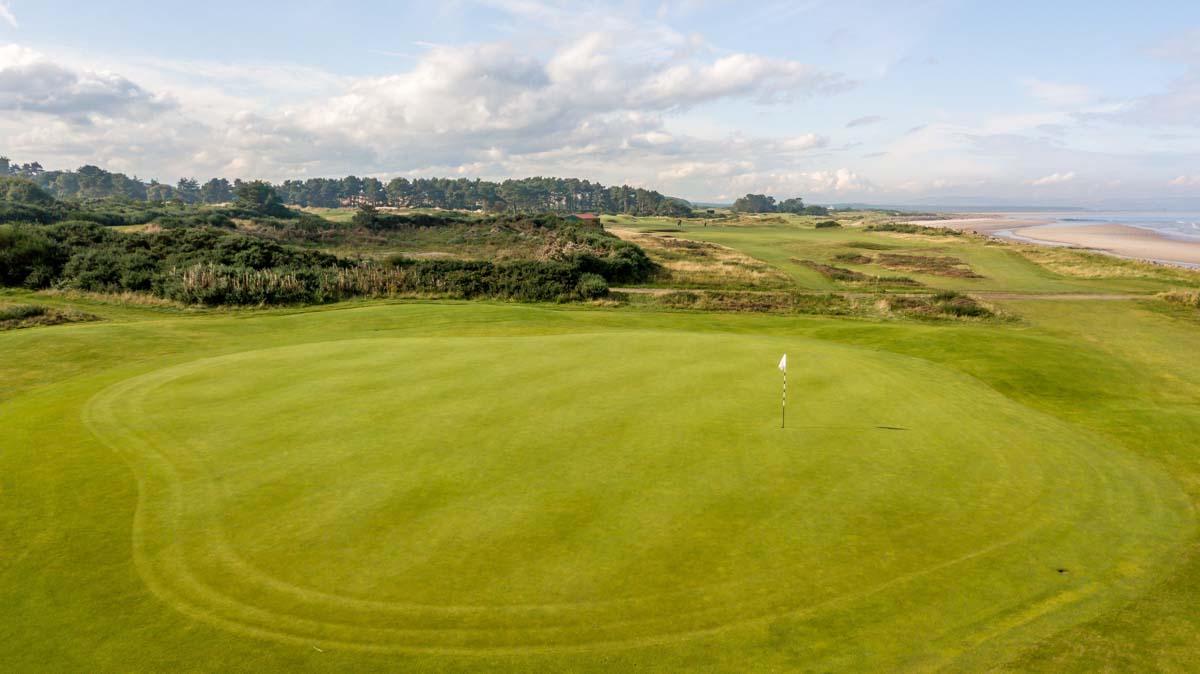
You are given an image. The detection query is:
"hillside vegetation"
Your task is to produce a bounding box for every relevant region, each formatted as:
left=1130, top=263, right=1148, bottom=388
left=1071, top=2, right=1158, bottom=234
left=0, top=179, right=656, bottom=305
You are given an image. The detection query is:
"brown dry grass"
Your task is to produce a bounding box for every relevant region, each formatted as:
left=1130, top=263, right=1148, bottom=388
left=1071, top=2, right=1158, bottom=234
left=608, top=228, right=793, bottom=289
left=1160, top=289, right=1200, bottom=309
left=651, top=290, right=857, bottom=314
left=0, top=303, right=101, bottom=331
left=874, top=253, right=983, bottom=278
left=35, top=288, right=187, bottom=309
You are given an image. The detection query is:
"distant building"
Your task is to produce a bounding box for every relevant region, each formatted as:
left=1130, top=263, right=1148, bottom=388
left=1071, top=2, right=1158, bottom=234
left=565, top=213, right=601, bottom=223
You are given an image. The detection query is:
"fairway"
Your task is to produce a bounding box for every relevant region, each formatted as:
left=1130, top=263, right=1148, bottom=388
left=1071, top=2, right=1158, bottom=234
left=15, top=312, right=1184, bottom=669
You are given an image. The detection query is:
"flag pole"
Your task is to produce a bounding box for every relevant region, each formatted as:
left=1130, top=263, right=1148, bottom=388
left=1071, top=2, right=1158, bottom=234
left=779, top=354, right=787, bottom=429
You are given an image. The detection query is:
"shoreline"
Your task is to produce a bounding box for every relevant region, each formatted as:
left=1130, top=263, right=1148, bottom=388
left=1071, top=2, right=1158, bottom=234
left=916, top=215, right=1200, bottom=269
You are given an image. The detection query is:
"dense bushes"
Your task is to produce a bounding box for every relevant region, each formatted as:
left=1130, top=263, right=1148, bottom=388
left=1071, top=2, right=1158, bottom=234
left=158, top=258, right=609, bottom=306
left=0, top=176, right=54, bottom=205
left=352, top=206, right=473, bottom=230
left=333, top=209, right=657, bottom=284
left=1, top=195, right=240, bottom=228
left=0, top=225, right=67, bottom=287
left=1, top=182, right=648, bottom=306
left=0, top=201, right=65, bottom=224
left=0, top=221, right=616, bottom=306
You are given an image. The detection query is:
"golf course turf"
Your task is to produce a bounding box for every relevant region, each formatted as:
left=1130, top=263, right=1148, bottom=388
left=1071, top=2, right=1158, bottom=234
left=4, top=293, right=1200, bottom=671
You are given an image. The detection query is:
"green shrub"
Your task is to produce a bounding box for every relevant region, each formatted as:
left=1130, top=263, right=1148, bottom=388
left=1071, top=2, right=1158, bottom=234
left=886, top=291, right=994, bottom=319
left=866, top=222, right=962, bottom=236
left=0, top=176, right=55, bottom=205
left=0, top=207, right=655, bottom=307
left=0, top=224, right=67, bottom=287
left=814, top=220, right=841, bottom=229
left=576, top=273, right=609, bottom=299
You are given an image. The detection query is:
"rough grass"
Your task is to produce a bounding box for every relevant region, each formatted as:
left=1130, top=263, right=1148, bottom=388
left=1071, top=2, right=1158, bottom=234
left=35, top=288, right=189, bottom=309
left=652, top=289, right=856, bottom=314
left=793, top=259, right=922, bottom=287
left=879, top=291, right=998, bottom=320
left=833, top=252, right=873, bottom=264
left=1160, top=289, right=1200, bottom=309
left=874, top=253, right=984, bottom=278
left=0, top=302, right=99, bottom=330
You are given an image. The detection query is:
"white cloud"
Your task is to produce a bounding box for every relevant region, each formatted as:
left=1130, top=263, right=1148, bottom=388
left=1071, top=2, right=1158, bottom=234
left=727, top=168, right=874, bottom=197
left=1020, top=78, right=1095, bottom=107
left=0, top=2, right=16, bottom=29
left=1169, top=175, right=1200, bottom=187
left=229, top=33, right=846, bottom=177
left=846, top=115, right=884, bottom=128
left=658, top=160, right=753, bottom=180
left=0, top=44, right=173, bottom=122
left=1030, top=171, right=1076, bottom=186
left=0, top=26, right=854, bottom=195
left=631, top=53, right=849, bottom=107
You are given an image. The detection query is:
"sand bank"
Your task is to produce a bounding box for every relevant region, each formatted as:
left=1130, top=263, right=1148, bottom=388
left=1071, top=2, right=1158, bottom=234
left=1014, top=224, right=1200, bottom=266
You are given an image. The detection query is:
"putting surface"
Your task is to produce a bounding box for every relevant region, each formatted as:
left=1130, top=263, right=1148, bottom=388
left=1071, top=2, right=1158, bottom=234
left=69, top=322, right=1193, bottom=667
left=4, top=301, right=1200, bottom=671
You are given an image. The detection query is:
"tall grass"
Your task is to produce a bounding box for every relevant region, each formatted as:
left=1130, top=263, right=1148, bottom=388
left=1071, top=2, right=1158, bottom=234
left=1160, top=289, right=1200, bottom=309
left=0, top=303, right=98, bottom=330
left=0, top=303, right=48, bottom=321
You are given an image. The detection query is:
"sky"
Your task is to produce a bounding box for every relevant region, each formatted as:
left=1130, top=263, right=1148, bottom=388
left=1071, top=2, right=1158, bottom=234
left=1, top=0, right=1199, bottom=205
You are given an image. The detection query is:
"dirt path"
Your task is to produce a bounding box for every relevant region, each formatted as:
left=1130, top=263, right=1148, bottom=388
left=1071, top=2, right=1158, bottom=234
left=970, top=292, right=1147, bottom=300
left=611, top=288, right=1151, bottom=301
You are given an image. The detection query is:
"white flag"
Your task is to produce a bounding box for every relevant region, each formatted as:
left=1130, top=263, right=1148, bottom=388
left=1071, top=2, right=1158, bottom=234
left=778, top=354, right=787, bottom=373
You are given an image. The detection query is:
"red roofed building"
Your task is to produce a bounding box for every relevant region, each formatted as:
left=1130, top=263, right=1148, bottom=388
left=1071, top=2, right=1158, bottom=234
left=565, top=213, right=601, bottom=224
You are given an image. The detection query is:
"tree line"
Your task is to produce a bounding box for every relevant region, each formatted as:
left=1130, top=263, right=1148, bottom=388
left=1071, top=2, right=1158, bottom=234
left=731, top=193, right=829, bottom=216
left=1, top=158, right=692, bottom=216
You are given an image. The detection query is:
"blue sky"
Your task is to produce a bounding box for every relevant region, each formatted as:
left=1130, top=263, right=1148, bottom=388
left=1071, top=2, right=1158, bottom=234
left=1, top=0, right=1198, bottom=204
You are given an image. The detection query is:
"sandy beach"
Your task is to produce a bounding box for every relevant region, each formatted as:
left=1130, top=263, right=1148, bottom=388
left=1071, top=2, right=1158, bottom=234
left=908, top=215, right=1200, bottom=267
left=1011, top=223, right=1200, bottom=266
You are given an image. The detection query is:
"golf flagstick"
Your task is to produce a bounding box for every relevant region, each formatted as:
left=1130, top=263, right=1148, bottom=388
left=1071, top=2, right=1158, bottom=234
left=778, top=354, right=787, bottom=428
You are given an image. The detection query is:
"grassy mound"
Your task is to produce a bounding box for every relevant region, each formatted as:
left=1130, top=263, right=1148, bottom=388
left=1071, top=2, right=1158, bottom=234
left=0, top=302, right=98, bottom=330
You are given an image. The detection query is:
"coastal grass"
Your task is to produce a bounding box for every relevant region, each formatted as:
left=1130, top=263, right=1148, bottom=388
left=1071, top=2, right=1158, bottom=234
left=651, top=219, right=1197, bottom=295
left=3, top=297, right=1200, bottom=672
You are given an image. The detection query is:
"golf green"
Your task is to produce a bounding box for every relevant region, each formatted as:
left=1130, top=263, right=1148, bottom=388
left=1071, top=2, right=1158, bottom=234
left=72, top=324, right=1192, bottom=664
